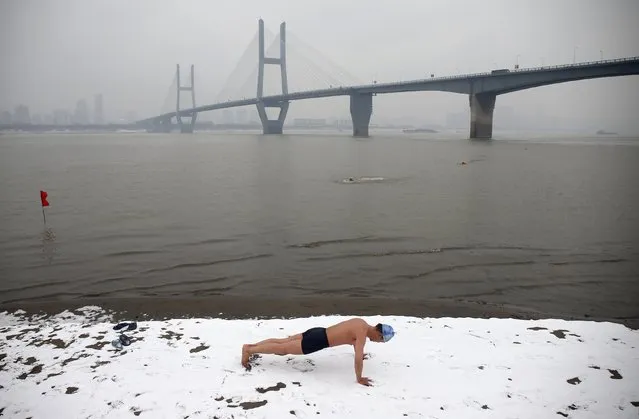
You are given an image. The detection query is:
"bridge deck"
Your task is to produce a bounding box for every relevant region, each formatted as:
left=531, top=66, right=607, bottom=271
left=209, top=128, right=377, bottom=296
left=139, top=56, right=639, bottom=124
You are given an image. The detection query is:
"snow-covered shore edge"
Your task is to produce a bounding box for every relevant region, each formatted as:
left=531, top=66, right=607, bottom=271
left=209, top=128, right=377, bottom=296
left=1, top=306, right=638, bottom=418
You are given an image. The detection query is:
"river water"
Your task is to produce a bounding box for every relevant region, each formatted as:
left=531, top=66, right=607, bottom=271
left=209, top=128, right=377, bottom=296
left=0, top=131, right=637, bottom=325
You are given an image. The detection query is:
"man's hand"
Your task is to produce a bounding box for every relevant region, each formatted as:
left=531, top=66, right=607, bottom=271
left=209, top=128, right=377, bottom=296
left=357, top=376, right=373, bottom=386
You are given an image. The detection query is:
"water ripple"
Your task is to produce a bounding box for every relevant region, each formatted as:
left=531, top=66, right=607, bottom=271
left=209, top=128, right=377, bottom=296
left=398, top=261, right=536, bottom=280
left=103, top=250, right=162, bottom=258
left=288, top=236, right=408, bottom=249
left=143, top=253, right=272, bottom=274
left=549, top=258, right=627, bottom=266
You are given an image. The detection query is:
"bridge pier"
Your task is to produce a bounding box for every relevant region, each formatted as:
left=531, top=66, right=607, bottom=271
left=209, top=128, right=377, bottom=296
left=179, top=122, right=194, bottom=134
left=469, top=93, right=496, bottom=139
left=256, top=20, right=289, bottom=135
left=257, top=99, right=289, bottom=135
left=350, top=93, right=373, bottom=137
left=258, top=118, right=284, bottom=134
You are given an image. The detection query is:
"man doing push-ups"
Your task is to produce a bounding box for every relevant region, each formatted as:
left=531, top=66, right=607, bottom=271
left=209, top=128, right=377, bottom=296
left=241, top=318, right=395, bottom=386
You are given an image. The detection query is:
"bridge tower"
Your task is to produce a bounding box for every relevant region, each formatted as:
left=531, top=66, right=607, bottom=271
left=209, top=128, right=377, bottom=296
left=256, top=19, right=289, bottom=134
left=176, top=64, right=197, bottom=134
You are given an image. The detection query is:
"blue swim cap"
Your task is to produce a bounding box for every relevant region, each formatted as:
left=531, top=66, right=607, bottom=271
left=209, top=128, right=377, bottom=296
left=381, top=324, right=395, bottom=342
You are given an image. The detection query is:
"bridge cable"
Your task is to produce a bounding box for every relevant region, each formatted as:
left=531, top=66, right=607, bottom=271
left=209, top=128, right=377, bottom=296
left=286, top=31, right=363, bottom=86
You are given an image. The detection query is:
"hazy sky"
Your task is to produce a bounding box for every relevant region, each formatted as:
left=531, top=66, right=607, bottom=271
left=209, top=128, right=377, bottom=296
left=1, top=0, right=638, bottom=130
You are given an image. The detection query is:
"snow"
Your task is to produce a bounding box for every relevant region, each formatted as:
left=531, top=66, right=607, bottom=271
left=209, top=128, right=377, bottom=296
left=1, top=307, right=638, bottom=419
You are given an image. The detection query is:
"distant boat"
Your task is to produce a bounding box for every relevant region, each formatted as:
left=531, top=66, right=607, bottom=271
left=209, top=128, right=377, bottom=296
left=596, top=129, right=618, bottom=135
left=402, top=128, right=438, bottom=134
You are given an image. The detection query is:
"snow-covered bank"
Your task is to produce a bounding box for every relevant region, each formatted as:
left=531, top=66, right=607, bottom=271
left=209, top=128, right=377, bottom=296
left=1, top=307, right=638, bottom=418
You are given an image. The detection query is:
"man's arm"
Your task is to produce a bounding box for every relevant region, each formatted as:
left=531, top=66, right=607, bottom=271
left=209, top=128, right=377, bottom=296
left=353, top=337, right=371, bottom=386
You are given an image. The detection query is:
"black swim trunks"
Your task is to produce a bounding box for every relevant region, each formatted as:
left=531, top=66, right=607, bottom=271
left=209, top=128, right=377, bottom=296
left=301, top=327, right=329, bottom=354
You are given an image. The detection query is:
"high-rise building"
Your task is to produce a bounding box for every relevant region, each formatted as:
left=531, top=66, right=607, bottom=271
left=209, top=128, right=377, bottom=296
left=74, top=99, right=89, bottom=124
left=31, top=113, right=42, bottom=124
left=93, top=94, right=104, bottom=124
left=13, top=105, right=31, bottom=124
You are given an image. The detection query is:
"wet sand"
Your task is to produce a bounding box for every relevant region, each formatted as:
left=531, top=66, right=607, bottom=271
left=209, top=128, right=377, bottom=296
left=2, top=295, right=636, bottom=329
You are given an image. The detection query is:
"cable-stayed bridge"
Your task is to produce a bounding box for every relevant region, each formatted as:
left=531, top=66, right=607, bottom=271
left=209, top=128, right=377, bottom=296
left=139, top=19, right=639, bottom=139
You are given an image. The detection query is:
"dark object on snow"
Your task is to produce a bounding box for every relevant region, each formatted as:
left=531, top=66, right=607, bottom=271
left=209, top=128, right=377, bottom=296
left=111, top=333, right=132, bottom=350
left=119, top=334, right=132, bottom=346
left=113, top=322, right=137, bottom=332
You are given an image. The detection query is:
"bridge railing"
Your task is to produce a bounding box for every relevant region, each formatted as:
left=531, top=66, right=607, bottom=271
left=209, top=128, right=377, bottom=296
left=509, top=55, right=639, bottom=74
left=344, top=56, right=639, bottom=90
left=284, top=55, right=639, bottom=95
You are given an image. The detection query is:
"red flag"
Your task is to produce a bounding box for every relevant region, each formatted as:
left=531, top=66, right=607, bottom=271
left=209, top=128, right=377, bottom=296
left=40, top=190, right=50, bottom=207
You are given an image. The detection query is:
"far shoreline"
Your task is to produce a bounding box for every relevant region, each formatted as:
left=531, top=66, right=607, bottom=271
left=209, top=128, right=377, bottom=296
left=2, top=295, right=637, bottom=330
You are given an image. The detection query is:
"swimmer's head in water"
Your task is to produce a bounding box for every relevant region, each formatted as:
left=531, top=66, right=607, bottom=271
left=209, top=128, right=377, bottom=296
left=374, top=323, right=395, bottom=342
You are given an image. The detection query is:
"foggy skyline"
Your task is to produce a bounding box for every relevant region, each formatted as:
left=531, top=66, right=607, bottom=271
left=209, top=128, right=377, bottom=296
left=1, top=0, right=639, bottom=132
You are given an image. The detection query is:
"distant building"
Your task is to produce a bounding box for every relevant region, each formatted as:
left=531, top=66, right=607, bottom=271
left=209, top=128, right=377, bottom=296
left=74, top=99, right=89, bottom=124
left=13, top=105, right=31, bottom=124
left=293, top=118, right=327, bottom=128
left=31, top=113, right=42, bottom=124
left=125, top=110, right=137, bottom=122
left=333, top=119, right=352, bottom=129
left=43, top=113, right=54, bottom=125
left=1, top=110, right=11, bottom=124
left=93, top=94, right=104, bottom=124
left=222, top=109, right=234, bottom=124
left=236, top=108, right=248, bottom=124
left=53, top=109, right=71, bottom=125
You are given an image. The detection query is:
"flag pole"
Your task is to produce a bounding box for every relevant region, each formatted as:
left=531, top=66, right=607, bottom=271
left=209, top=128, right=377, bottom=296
left=42, top=207, right=47, bottom=225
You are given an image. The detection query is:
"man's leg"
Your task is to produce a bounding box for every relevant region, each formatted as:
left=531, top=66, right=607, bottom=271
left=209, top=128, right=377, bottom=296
left=242, top=339, right=303, bottom=369
left=251, top=333, right=302, bottom=346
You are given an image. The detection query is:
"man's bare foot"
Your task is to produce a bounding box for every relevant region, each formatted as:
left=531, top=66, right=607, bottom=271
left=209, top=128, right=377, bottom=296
left=241, top=344, right=251, bottom=370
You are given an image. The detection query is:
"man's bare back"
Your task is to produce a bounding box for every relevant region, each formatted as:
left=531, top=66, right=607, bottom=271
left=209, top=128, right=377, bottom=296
left=325, top=318, right=368, bottom=347
left=241, top=317, right=395, bottom=386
